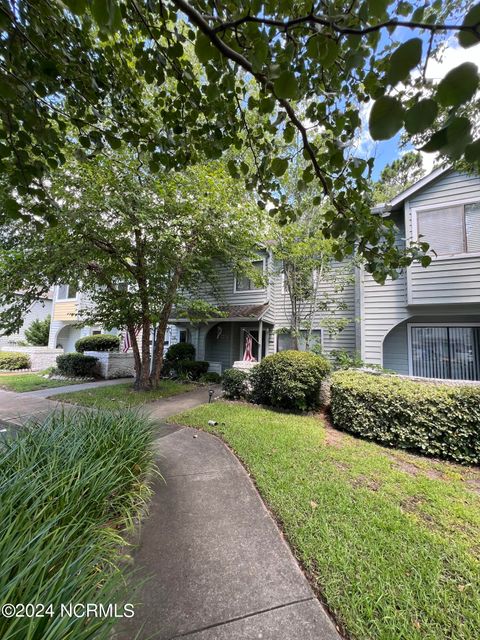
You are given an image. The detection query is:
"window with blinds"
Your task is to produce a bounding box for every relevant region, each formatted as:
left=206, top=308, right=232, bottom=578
left=411, top=326, right=480, bottom=380
left=417, top=202, right=480, bottom=256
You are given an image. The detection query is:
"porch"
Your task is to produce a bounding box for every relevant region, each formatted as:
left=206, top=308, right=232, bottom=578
left=172, top=304, right=274, bottom=373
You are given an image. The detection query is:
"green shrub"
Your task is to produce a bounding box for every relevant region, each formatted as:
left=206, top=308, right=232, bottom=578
left=249, top=350, right=331, bottom=411
left=163, top=342, right=195, bottom=374
left=0, top=410, right=155, bottom=640
left=75, top=333, right=120, bottom=353
left=200, top=372, right=222, bottom=384
left=0, top=351, right=30, bottom=370
left=222, top=368, right=249, bottom=399
left=175, top=359, right=209, bottom=380
left=56, top=352, right=98, bottom=377
left=24, top=314, right=51, bottom=346
left=329, top=349, right=365, bottom=370
left=330, top=371, right=480, bottom=464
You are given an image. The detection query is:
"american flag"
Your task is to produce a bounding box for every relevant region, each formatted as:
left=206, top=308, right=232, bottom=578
left=122, top=327, right=141, bottom=353
left=243, top=333, right=256, bottom=362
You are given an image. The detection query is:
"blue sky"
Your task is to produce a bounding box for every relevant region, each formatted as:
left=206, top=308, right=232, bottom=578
left=362, top=39, right=480, bottom=181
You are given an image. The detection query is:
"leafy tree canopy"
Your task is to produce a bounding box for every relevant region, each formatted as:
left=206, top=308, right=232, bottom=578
left=0, top=150, right=264, bottom=389
left=1, top=0, right=479, bottom=282
left=372, top=151, right=426, bottom=204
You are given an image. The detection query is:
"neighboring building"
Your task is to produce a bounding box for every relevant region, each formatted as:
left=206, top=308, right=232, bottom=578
left=169, top=250, right=357, bottom=373
left=48, top=285, right=181, bottom=354
left=0, top=291, right=53, bottom=349
left=361, top=168, right=480, bottom=381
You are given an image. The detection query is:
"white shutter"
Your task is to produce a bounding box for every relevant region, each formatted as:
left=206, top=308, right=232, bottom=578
left=417, top=207, right=465, bottom=255
left=465, top=202, right=480, bottom=253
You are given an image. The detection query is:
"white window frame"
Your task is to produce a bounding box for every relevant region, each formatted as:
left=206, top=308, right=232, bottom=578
left=56, top=284, right=78, bottom=301
left=407, top=322, right=480, bottom=378
left=411, top=196, right=480, bottom=261
left=233, top=257, right=267, bottom=293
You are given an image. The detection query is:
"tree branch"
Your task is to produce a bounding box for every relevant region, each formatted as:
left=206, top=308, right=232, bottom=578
left=172, top=0, right=331, bottom=197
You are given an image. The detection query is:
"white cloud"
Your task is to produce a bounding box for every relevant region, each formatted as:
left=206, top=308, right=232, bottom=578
left=425, top=39, right=480, bottom=81
left=353, top=40, right=480, bottom=173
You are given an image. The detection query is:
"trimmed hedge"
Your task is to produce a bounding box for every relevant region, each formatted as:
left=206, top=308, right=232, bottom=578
left=0, top=351, right=30, bottom=370
left=56, top=353, right=98, bottom=377
left=250, top=350, right=331, bottom=411
left=75, top=334, right=120, bottom=353
left=223, top=368, right=249, bottom=399
left=200, top=372, right=222, bottom=384
left=176, top=359, right=209, bottom=380
left=330, top=371, right=480, bottom=464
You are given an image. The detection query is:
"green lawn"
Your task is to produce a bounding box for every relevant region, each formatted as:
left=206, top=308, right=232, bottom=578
left=170, top=401, right=480, bottom=640
left=0, top=372, right=83, bottom=392
left=53, top=380, right=196, bottom=409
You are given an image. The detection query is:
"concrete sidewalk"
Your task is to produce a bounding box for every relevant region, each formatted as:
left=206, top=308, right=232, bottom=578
left=116, top=424, right=341, bottom=640
left=25, top=377, right=131, bottom=398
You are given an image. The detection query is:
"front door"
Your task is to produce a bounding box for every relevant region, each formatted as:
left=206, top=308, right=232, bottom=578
left=241, top=329, right=267, bottom=361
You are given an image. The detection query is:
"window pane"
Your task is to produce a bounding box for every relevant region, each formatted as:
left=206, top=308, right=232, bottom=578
left=277, top=333, right=294, bottom=352
left=411, top=326, right=480, bottom=380
left=298, top=330, right=322, bottom=352
left=449, top=327, right=480, bottom=381
left=465, top=202, right=480, bottom=253
left=411, top=327, right=449, bottom=378
left=67, top=285, right=77, bottom=299
left=57, top=285, right=68, bottom=299
left=417, top=207, right=465, bottom=255
left=236, top=260, right=264, bottom=291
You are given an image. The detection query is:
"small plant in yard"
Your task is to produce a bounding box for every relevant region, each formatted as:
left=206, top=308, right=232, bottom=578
left=24, top=314, right=51, bottom=346
left=0, top=410, right=156, bottom=640
left=56, top=352, right=98, bottom=377
left=163, top=342, right=196, bottom=375
left=0, top=351, right=30, bottom=370
left=75, top=333, right=120, bottom=353
left=222, top=368, right=249, bottom=399
left=249, top=350, right=330, bottom=411
left=330, top=370, right=480, bottom=464
left=200, top=371, right=222, bottom=384
left=175, top=359, right=209, bottom=380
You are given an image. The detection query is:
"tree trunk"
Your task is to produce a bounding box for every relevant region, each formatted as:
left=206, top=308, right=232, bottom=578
left=130, top=320, right=152, bottom=391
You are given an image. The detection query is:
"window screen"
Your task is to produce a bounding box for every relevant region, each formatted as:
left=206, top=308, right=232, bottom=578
left=411, top=326, right=480, bottom=381
left=277, top=330, right=322, bottom=352
left=236, top=260, right=264, bottom=291
left=417, top=207, right=465, bottom=255
left=465, top=202, right=480, bottom=253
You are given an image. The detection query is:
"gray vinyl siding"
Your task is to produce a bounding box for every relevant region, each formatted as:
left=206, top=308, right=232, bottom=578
left=407, top=170, right=480, bottom=305
left=361, top=211, right=408, bottom=365
left=362, top=171, right=480, bottom=369
left=271, top=260, right=357, bottom=354
left=193, top=252, right=269, bottom=307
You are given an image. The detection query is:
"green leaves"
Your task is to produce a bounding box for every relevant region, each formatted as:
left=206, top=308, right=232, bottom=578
left=369, top=96, right=404, bottom=140
left=404, top=99, right=438, bottom=134
left=91, top=0, right=122, bottom=32
left=271, top=157, right=289, bottom=176
left=64, top=0, right=87, bottom=15
left=436, top=62, right=479, bottom=107
left=195, top=32, right=219, bottom=63
left=386, top=38, right=422, bottom=86
left=273, top=71, right=298, bottom=99
left=421, top=117, right=472, bottom=159
left=458, top=3, right=480, bottom=48
left=465, top=139, right=480, bottom=163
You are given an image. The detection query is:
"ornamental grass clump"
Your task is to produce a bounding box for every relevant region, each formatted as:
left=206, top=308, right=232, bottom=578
left=0, top=410, right=156, bottom=640
left=330, top=370, right=480, bottom=464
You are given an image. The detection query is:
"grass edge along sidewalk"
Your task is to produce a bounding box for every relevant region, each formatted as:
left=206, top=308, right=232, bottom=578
left=169, top=400, right=480, bottom=640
